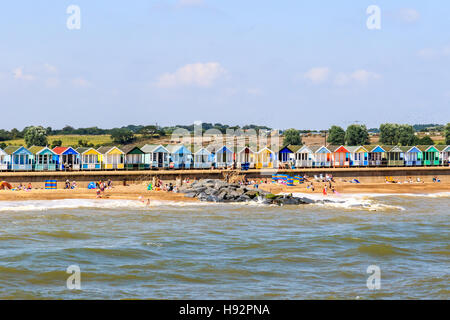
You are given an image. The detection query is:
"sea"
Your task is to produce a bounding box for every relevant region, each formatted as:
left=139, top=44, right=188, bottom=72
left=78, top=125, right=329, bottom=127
left=0, top=193, right=448, bottom=299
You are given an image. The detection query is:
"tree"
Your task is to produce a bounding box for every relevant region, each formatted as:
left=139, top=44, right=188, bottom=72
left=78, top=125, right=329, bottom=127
left=110, top=128, right=135, bottom=144
left=0, top=129, right=10, bottom=141
left=397, top=124, right=416, bottom=146
left=379, top=123, right=416, bottom=146
left=77, top=139, right=94, bottom=148
left=446, top=123, right=450, bottom=145
left=327, top=125, right=345, bottom=145
left=24, top=126, right=48, bottom=147
left=417, top=136, right=434, bottom=145
left=51, top=140, right=62, bottom=148
left=139, top=125, right=159, bottom=138
left=10, top=128, right=22, bottom=139
left=0, top=142, right=6, bottom=149
left=345, top=124, right=370, bottom=145
left=283, top=128, right=302, bottom=146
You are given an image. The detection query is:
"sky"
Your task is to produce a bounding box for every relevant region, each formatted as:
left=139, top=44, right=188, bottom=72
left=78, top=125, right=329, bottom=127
left=1, top=0, right=449, bottom=130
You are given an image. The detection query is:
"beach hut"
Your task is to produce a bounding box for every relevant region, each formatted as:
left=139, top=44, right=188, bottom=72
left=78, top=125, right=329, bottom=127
left=167, top=144, right=193, bottom=169
left=278, top=145, right=300, bottom=164
left=331, top=145, right=350, bottom=167
left=97, top=146, right=125, bottom=170
left=255, top=147, right=276, bottom=169
left=4, top=146, right=33, bottom=171
left=402, top=146, right=422, bottom=166
left=385, top=145, right=405, bottom=166
left=236, top=146, right=256, bottom=169
left=418, top=145, right=440, bottom=166
left=295, top=145, right=314, bottom=168
left=122, top=145, right=146, bottom=170
left=0, top=148, right=8, bottom=171
left=210, top=145, right=234, bottom=168
left=77, top=147, right=102, bottom=170
left=53, top=147, right=80, bottom=171
left=438, top=145, right=450, bottom=166
left=141, top=144, right=170, bottom=169
left=29, top=146, right=58, bottom=171
left=365, top=145, right=386, bottom=167
left=347, top=146, right=369, bottom=167
left=192, top=146, right=213, bottom=169
left=312, top=146, right=332, bottom=167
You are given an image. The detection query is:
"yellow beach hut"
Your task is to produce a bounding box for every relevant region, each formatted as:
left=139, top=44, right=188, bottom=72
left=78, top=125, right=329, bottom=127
left=255, top=147, right=276, bottom=169
left=77, top=147, right=102, bottom=170
left=97, top=146, right=125, bottom=170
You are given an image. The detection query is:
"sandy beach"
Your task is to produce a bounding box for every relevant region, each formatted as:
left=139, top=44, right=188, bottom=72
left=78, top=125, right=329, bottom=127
left=0, top=180, right=449, bottom=202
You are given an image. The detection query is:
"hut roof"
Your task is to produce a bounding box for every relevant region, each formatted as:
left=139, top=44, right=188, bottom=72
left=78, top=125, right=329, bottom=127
left=52, top=146, right=68, bottom=154
left=3, top=146, right=21, bottom=155
left=121, top=145, right=144, bottom=154
left=286, top=145, right=302, bottom=153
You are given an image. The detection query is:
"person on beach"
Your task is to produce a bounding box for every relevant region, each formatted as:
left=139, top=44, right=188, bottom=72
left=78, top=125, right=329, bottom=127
left=96, top=189, right=102, bottom=198
left=323, top=185, right=327, bottom=196
left=107, top=179, right=112, bottom=189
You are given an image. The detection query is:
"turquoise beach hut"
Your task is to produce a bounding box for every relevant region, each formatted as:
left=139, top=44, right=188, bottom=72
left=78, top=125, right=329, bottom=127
left=29, top=146, right=58, bottom=171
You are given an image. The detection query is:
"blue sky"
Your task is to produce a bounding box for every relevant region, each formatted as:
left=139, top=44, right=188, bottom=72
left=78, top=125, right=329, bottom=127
left=1, top=0, right=449, bottom=130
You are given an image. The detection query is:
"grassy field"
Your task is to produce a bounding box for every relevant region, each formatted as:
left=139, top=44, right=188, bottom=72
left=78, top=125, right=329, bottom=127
left=3, top=135, right=114, bottom=147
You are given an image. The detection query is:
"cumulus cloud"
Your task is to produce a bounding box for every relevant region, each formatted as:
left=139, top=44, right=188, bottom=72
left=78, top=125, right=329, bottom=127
left=13, top=67, right=35, bottom=81
left=334, top=70, right=381, bottom=86
left=156, top=62, right=227, bottom=88
left=303, top=67, right=330, bottom=84
left=399, top=8, right=420, bottom=23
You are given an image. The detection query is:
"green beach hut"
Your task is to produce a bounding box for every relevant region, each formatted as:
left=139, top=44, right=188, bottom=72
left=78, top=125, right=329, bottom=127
left=418, top=145, right=440, bottom=166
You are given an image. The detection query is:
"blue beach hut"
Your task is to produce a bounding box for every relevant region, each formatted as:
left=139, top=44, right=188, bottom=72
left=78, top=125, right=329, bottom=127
left=4, top=146, right=33, bottom=171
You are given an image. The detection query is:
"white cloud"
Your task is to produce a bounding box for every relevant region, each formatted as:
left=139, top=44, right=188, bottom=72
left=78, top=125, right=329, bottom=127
left=72, top=77, right=92, bottom=88
left=13, top=67, right=35, bottom=81
left=303, top=67, right=330, bottom=84
left=156, top=62, right=227, bottom=88
left=399, top=8, right=420, bottom=23
left=334, top=69, right=381, bottom=86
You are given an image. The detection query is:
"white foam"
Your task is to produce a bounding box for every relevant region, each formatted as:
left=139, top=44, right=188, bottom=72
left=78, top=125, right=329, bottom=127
left=289, top=192, right=405, bottom=211
left=0, top=199, right=214, bottom=212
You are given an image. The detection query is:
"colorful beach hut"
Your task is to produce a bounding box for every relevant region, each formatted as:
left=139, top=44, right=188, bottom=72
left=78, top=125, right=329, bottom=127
left=312, top=146, right=332, bottom=167
left=141, top=144, right=170, bottom=169
left=122, top=145, right=146, bottom=170
left=29, top=146, right=57, bottom=171
left=167, top=144, right=193, bottom=169
left=365, top=145, right=386, bottom=167
left=385, top=146, right=405, bottom=166
left=236, top=146, right=256, bottom=169
left=77, top=147, right=101, bottom=170
left=278, top=145, right=301, bottom=164
left=418, top=145, right=440, bottom=166
left=192, top=146, right=213, bottom=169
left=402, top=146, right=422, bottom=166
left=97, top=146, right=125, bottom=170
left=347, top=146, right=369, bottom=167
left=331, top=145, right=350, bottom=167
left=255, top=147, right=276, bottom=169
left=53, top=147, right=80, bottom=170
left=211, top=145, right=234, bottom=168
left=0, top=148, right=8, bottom=171
left=438, top=145, right=450, bottom=166
left=295, top=145, right=314, bottom=168
left=4, top=146, right=33, bottom=171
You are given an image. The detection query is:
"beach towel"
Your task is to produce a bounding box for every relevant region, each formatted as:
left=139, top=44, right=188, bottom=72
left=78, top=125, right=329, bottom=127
left=87, top=182, right=96, bottom=189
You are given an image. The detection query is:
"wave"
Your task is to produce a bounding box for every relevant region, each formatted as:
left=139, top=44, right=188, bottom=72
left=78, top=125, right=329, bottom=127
left=290, top=193, right=405, bottom=211
left=0, top=199, right=214, bottom=212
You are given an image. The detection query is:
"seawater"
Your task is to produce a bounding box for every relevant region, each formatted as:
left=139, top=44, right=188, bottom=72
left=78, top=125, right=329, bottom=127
left=0, top=194, right=448, bottom=299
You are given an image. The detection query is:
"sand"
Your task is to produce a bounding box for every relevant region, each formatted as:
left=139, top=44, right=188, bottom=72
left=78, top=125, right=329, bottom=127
left=0, top=180, right=449, bottom=202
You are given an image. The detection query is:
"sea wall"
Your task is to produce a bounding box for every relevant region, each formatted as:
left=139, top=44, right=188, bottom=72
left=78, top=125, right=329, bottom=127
left=1, top=167, right=449, bottom=188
